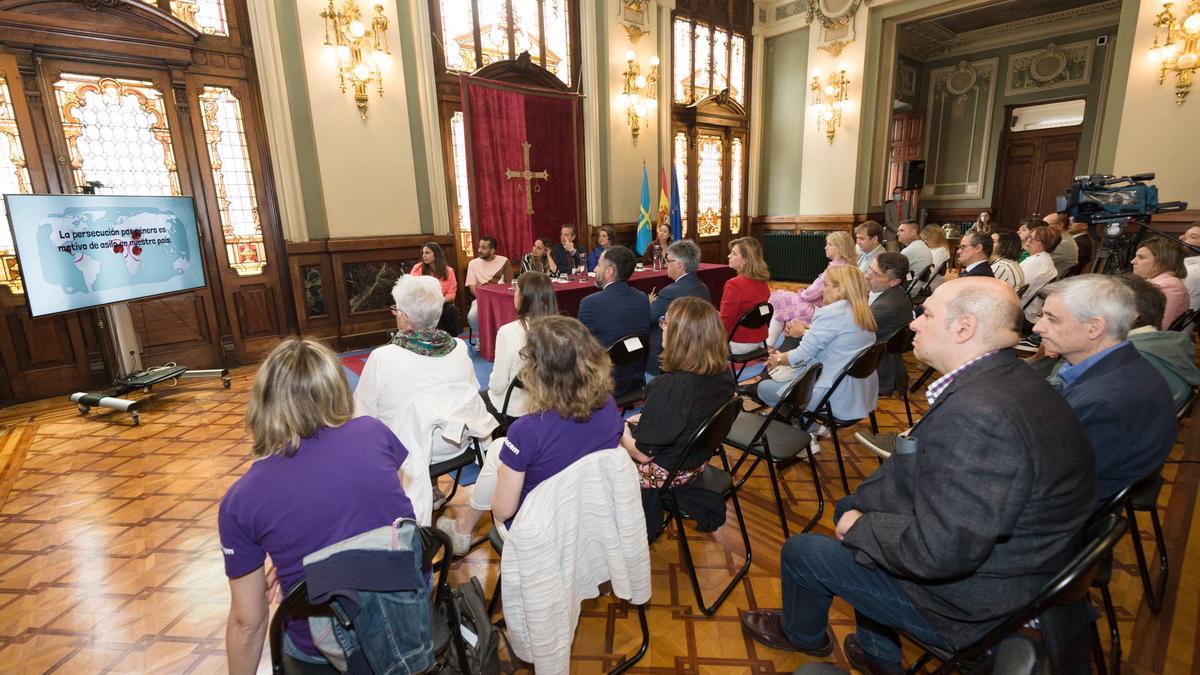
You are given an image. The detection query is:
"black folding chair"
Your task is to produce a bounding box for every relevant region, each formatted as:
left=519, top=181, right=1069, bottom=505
left=905, top=264, right=934, bottom=299
left=608, top=333, right=649, bottom=412
left=1088, top=482, right=1135, bottom=675
left=1177, top=385, right=1199, bottom=420
left=725, top=363, right=824, bottom=538
left=658, top=396, right=749, bottom=615
left=1125, top=470, right=1168, bottom=614
left=493, top=377, right=524, bottom=436
left=269, top=526, right=469, bottom=675
left=727, top=302, right=773, bottom=380
left=430, top=437, right=486, bottom=514
left=1054, top=263, right=1079, bottom=281
left=900, top=514, right=1127, bottom=675
left=910, top=260, right=948, bottom=303
left=883, top=326, right=915, bottom=426
left=1168, top=306, right=1198, bottom=332
left=807, top=342, right=887, bottom=495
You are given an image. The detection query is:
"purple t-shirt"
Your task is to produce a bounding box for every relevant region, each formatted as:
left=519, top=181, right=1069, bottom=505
left=499, top=397, right=624, bottom=512
left=218, top=416, right=415, bottom=657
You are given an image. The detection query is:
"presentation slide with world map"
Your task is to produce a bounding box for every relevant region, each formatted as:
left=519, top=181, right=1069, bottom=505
left=5, top=194, right=206, bottom=317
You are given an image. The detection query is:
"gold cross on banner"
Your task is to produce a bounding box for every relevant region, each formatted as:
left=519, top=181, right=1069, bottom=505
left=503, top=141, right=549, bottom=215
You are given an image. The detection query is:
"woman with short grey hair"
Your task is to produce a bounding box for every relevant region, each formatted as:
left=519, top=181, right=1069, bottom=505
left=354, top=274, right=498, bottom=525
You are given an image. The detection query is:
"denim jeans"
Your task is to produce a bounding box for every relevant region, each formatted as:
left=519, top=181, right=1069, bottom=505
left=779, top=497, right=953, bottom=665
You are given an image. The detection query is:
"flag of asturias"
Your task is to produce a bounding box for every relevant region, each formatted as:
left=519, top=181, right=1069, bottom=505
left=636, top=162, right=652, bottom=255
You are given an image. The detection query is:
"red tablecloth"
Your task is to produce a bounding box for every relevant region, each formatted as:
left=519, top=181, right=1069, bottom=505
left=475, top=263, right=736, bottom=361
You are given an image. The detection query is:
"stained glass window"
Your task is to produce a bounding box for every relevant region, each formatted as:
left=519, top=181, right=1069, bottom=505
left=170, top=0, right=229, bottom=37
left=0, top=76, right=32, bottom=294
left=712, top=29, right=729, bottom=97
left=450, top=111, right=473, bottom=258
left=674, top=131, right=688, bottom=237
left=673, top=19, right=693, bottom=104
left=695, top=134, right=722, bottom=238
left=198, top=86, right=266, bottom=276
left=730, top=35, right=747, bottom=104
left=435, top=0, right=573, bottom=86
left=730, top=137, right=743, bottom=235
left=693, top=23, right=712, bottom=101
left=672, top=18, right=748, bottom=105
left=53, top=74, right=182, bottom=197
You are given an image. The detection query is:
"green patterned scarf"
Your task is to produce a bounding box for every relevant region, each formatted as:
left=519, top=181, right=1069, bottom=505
left=389, top=328, right=456, bottom=357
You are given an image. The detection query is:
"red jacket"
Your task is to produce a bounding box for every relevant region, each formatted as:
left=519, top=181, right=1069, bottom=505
left=720, top=275, right=770, bottom=342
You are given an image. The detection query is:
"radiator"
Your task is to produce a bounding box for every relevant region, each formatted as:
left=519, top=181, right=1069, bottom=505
left=763, top=231, right=831, bottom=283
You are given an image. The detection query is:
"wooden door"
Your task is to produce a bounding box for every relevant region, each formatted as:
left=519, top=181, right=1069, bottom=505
left=887, top=111, right=923, bottom=195
left=993, top=123, right=1081, bottom=230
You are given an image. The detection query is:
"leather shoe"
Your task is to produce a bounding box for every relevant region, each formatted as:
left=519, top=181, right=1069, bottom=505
left=740, top=610, right=834, bottom=656
left=843, top=634, right=905, bottom=675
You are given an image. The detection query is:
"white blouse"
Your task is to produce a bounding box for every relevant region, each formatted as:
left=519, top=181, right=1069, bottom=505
left=1019, top=251, right=1057, bottom=322
left=488, top=320, right=530, bottom=416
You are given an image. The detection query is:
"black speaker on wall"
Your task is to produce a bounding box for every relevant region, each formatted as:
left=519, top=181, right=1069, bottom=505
left=902, top=160, right=926, bottom=191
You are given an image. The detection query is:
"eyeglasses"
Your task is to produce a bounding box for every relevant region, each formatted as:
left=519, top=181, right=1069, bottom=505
left=664, top=257, right=676, bottom=264
left=389, top=305, right=406, bottom=318
left=658, top=316, right=668, bottom=329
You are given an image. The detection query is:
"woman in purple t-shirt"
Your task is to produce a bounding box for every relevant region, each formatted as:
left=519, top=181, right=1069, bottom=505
left=218, top=338, right=415, bottom=673
left=437, top=316, right=623, bottom=555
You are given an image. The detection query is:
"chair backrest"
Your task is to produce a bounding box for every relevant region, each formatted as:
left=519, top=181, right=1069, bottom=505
left=499, top=377, right=524, bottom=418
left=1015, top=283, right=1029, bottom=298
left=659, top=395, right=743, bottom=491
left=747, top=363, right=823, bottom=445
left=884, top=326, right=914, bottom=355
left=1168, top=307, right=1198, bottom=332
left=1055, top=264, right=1078, bottom=281
left=608, top=333, right=649, bottom=367
left=727, top=302, right=773, bottom=341
left=906, top=264, right=933, bottom=295
left=808, top=341, right=887, bottom=422
left=1177, top=385, right=1199, bottom=420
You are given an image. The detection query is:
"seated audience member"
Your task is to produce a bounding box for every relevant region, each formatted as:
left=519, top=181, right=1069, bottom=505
left=1116, top=274, right=1200, bottom=407
left=721, top=236, right=772, bottom=355
left=989, top=231, right=1025, bottom=291
left=643, top=222, right=674, bottom=267
left=621, top=298, right=734, bottom=497
left=897, top=220, right=932, bottom=282
left=1015, top=217, right=1039, bottom=262
left=354, top=275, right=497, bottom=524
left=864, top=252, right=914, bottom=395
left=1178, top=224, right=1200, bottom=309
left=578, top=245, right=652, bottom=398
left=1069, top=216, right=1094, bottom=273
left=1019, top=225, right=1060, bottom=323
left=484, top=272, right=558, bottom=420
left=767, top=231, right=855, bottom=345
left=465, top=236, right=511, bottom=336
left=220, top=338, right=415, bottom=672
left=921, top=225, right=952, bottom=271
left=1043, top=211, right=1079, bottom=277
left=855, top=220, right=885, bottom=273
left=551, top=223, right=586, bottom=273
left=647, top=239, right=711, bottom=376
left=955, top=230, right=994, bottom=278
left=587, top=224, right=616, bottom=272
left=410, top=241, right=461, bottom=335
left=1131, top=236, right=1190, bottom=329
left=436, top=316, right=624, bottom=554
left=757, top=265, right=878, bottom=422
left=1034, top=275, right=1176, bottom=499
left=741, top=277, right=1096, bottom=671
left=520, top=236, right=558, bottom=275
left=973, top=210, right=994, bottom=234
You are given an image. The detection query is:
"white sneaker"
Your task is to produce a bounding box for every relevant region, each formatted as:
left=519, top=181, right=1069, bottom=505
left=811, top=423, right=831, bottom=439
left=435, top=516, right=472, bottom=557
left=804, top=436, right=822, bottom=459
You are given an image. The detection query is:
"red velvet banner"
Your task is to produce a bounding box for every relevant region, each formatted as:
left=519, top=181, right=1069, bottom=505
left=460, top=75, right=584, bottom=261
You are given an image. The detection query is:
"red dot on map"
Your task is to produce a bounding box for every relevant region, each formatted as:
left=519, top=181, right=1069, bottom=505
left=132, top=245, right=142, bottom=256
left=113, top=244, right=124, bottom=254
left=131, top=230, right=142, bottom=240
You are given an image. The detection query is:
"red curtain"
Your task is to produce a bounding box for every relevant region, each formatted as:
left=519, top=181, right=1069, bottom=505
left=461, top=76, right=584, bottom=262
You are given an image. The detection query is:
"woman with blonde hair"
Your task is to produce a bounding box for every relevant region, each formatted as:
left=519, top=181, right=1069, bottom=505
left=721, top=236, right=772, bottom=354
left=757, top=265, right=878, bottom=425
left=1132, top=237, right=1190, bottom=328
left=621, top=297, right=736, bottom=492
left=436, top=316, right=624, bottom=554
left=220, top=338, right=415, bottom=671
left=766, top=230, right=856, bottom=346
left=921, top=225, right=952, bottom=271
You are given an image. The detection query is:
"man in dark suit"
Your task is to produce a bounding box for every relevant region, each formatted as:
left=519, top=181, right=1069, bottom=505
left=646, top=239, right=710, bottom=376
left=578, top=245, right=651, bottom=398
left=956, top=229, right=994, bottom=278
left=1068, top=216, right=1094, bottom=273
left=741, top=277, right=1096, bottom=673
left=865, top=252, right=914, bottom=394
left=1033, top=274, right=1175, bottom=500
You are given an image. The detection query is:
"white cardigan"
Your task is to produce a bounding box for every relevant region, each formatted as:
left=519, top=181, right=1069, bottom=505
left=353, top=339, right=497, bottom=525
left=1020, top=251, right=1057, bottom=323
left=498, top=447, right=651, bottom=673
left=487, top=320, right=529, bottom=416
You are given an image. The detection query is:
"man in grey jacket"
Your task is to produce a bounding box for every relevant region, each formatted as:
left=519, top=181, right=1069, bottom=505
left=740, top=278, right=1096, bottom=673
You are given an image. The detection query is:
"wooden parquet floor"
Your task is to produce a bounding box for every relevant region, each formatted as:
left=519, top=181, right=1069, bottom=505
left=0, top=355, right=1196, bottom=674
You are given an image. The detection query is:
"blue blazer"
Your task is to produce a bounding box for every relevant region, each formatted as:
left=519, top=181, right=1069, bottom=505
left=578, top=281, right=652, bottom=397
left=786, top=300, right=878, bottom=420
left=586, top=247, right=605, bottom=272
left=646, top=273, right=712, bottom=375
left=1060, top=342, right=1175, bottom=500
left=961, top=261, right=995, bottom=278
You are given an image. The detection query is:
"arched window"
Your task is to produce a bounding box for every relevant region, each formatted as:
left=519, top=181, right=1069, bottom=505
left=429, top=0, right=581, bottom=258
left=671, top=1, right=752, bottom=260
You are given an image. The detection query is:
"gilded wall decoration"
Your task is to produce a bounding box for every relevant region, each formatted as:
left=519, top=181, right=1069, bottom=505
left=1004, top=41, right=1093, bottom=96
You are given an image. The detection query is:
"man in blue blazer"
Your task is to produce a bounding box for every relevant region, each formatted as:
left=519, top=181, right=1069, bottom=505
left=1033, top=274, right=1175, bottom=500
left=578, top=245, right=651, bottom=398
left=646, top=240, right=711, bottom=376
left=956, top=230, right=995, bottom=278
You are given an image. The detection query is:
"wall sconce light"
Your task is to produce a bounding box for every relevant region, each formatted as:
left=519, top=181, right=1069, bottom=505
left=1147, top=0, right=1200, bottom=105
left=620, top=50, right=659, bottom=143
left=320, top=1, right=392, bottom=120
left=809, top=64, right=850, bottom=144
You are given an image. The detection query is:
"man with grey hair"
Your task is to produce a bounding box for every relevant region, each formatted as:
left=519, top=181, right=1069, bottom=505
left=646, top=239, right=711, bottom=376
left=742, top=277, right=1096, bottom=673
left=1033, top=274, right=1175, bottom=500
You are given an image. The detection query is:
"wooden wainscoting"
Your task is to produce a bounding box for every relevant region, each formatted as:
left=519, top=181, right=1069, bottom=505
left=286, top=234, right=459, bottom=351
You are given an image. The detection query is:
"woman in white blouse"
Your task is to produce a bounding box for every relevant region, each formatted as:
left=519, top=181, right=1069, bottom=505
left=484, top=272, right=558, bottom=419
left=1019, top=225, right=1061, bottom=323
left=989, top=231, right=1025, bottom=292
